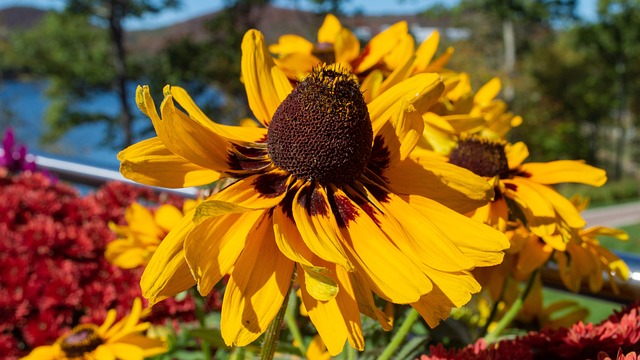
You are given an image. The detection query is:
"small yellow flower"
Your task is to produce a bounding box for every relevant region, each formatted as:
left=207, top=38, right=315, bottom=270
left=21, top=298, right=167, bottom=360
left=106, top=201, right=197, bottom=269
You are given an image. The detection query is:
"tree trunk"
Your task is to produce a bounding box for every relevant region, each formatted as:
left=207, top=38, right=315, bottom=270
left=502, top=18, right=516, bottom=103
left=108, top=0, right=133, bottom=147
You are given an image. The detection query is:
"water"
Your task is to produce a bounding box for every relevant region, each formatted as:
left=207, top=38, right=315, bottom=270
left=0, top=80, right=129, bottom=169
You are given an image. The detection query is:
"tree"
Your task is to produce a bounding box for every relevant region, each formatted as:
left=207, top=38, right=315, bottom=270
left=6, top=0, right=179, bottom=148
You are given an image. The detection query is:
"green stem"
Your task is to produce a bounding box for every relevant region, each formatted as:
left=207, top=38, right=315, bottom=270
left=192, top=289, right=212, bottom=360
left=260, top=274, right=295, bottom=360
left=378, top=307, right=421, bottom=360
left=484, top=270, right=539, bottom=344
left=284, top=289, right=306, bottom=356
left=346, top=344, right=357, bottom=360
left=479, top=276, right=510, bottom=338
left=229, top=346, right=245, bottom=360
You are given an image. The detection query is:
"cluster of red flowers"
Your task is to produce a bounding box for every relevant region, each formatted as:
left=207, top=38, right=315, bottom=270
left=421, top=302, right=640, bottom=360
left=0, top=171, right=220, bottom=359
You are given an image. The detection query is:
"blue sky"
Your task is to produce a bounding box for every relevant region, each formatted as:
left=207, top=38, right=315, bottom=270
left=0, top=0, right=598, bottom=30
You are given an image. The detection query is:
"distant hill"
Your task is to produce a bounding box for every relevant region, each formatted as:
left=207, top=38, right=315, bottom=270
left=0, top=5, right=453, bottom=54
left=0, top=6, right=47, bottom=31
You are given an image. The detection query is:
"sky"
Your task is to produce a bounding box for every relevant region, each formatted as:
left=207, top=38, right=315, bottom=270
left=0, top=0, right=599, bottom=30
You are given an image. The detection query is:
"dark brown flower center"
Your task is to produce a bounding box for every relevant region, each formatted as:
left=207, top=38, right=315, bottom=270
left=267, top=66, right=373, bottom=185
left=58, top=324, right=104, bottom=358
left=449, top=136, right=510, bottom=178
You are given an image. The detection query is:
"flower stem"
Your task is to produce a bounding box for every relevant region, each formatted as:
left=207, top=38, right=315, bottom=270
left=479, top=276, right=510, bottom=338
left=484, top=270, right=539, bottom=344
left=284, top=290, right=307, bottom=356
left=378, top=307, right=421, bottom=360
left=192, top=289, right=212, bottom=360
left=260, top=273, right=294, bottom=360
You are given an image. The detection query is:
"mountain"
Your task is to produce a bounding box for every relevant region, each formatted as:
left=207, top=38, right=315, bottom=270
left=0, top=5, right=451, bottom=54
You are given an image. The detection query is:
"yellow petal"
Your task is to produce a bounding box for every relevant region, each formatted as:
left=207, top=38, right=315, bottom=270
left=192, top=200, right=254, bottom=224
left=426, top=270, right=481, bottom=308
left=402, top=194, right=509, bottom=267
left=154, top=204, right=183, bottom=233
left=581, top=226, right=628, bottom=241
left=506, top=141, right=529, bottom=169
left=330, top=186, right=432, bottom=304
left=334, top=28, right=360, bottom=65
left=221, top=226, right=294, bottom=346
left=269, top=34, right=314, bottom=55
left=349, top=272, right=393, bottom=330
left=105, top=240, right=149, bottom=269
left=382, top=33, right=414, bottom=71
left=360, top=70, right=384, bottom=103
left=207, top=171, right=290, bottom=212
left=504, top=178, right=557, bottom=236
left=94, top=345, right=116, bottom=360
left=119, top=137, right=221, bottom=188
left=379, top=53, right=417, bottom=95
left=369, top=73, right=444, bottom=135
left=474, top=77, right=501, bottom=105
left=521, top=160, right=607, bottom=187
left=273, top=53, right=320, bottom=80
left=272, top=205, right=316, bottom=267
left=362, top=187, right=477, bottom=272
left=291, top=182, right=352, bottom=269
left=424, top=47, right=454, bottom=72
left=411, top=285, right=455, bottom=328
left=242, top=29, right=293, bottom=127
left=354, top=21, right=408, bottom=73
left=414, top=30, right=440, bottom=73
left=170, top=86, right=267, bottom=143
left=385, top=153, right=494, bottom=214
left=105, top=343, right=144, bottom=360
left=140, top=211, right=196, bottom=305
left=375, top=105, right=424, bottom=168
left=300, top=264, right=339, bottom=302
left=318, top=14, right=342, bottom=43
left=185, top=210, right=265, bottom=296
left=157, top=89, right=236, bottom=172
left=300, top=264, right=364, bottom=355
left=518, top=177, right=586, bottom=230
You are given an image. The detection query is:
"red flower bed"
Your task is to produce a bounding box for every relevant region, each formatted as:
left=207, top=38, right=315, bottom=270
left=0, top=171, right=205, bottom=359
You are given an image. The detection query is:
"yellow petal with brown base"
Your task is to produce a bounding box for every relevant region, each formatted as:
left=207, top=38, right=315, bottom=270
left=118, top=137, right=221, bottom=188
left=330, top=186, right=432, bottom=304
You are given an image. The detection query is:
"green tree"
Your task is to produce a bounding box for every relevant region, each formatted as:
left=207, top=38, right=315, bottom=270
left=6, top=0, right=179, bottom=148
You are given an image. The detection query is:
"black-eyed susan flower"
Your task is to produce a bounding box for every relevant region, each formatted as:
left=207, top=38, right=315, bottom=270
left=118, top=29, right=509, bottom=354
left=106, top=201, right=197, bottom=269
left=21, top=298, right=167, bottom=360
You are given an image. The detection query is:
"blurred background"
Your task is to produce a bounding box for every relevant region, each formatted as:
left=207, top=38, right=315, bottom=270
left=0, top=0, right=638, bottom=204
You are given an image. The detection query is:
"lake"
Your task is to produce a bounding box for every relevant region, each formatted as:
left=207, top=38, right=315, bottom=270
left=0, top=80, right=134, bottom=169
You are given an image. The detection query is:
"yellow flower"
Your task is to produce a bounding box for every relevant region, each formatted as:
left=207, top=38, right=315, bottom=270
left=555, top=225, right=630, bottom=293
left=21, top=298, right=167, bottom=360
left=449, top=137, right=606, bottom=242
left=118, top=29, right=509, bottom=354
left=106, top=201, right=197, bottom=269
left=269, top=14, right=411, bottom=85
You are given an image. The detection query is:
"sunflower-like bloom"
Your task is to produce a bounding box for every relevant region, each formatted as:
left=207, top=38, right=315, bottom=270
left=106, top=200, right=197, bottom=269
left=21, top=298, right=167, bottom=360
left=269, top=14, right=412, bottom=85
left=417, top=76, right=523, bottom=154
left=119, top=29, right=509, bottom=354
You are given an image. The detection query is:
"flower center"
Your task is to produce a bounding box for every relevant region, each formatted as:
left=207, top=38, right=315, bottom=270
left=58, top=324, right=104, bottom=358
left=267, top=66, right=373, bottom=185
left=449, top=136, right=510, bottom=178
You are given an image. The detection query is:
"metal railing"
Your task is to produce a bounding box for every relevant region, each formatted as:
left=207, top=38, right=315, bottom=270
left=32, top=154, right=640, bottom=305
